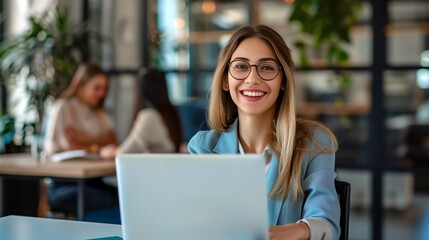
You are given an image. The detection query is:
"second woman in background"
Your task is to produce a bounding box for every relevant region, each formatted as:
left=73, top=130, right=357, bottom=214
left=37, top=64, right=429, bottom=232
left=100, top=68, right=183, bottom=158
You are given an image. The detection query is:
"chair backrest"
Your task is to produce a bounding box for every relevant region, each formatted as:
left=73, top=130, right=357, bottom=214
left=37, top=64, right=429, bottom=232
left=335, top=180, right=351, bottom=240
left=176, top=100, right=208, bottom=142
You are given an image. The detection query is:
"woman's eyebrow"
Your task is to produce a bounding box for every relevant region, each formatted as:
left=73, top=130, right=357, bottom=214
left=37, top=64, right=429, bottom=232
left=231, top=57, right=249, bottom=61
left=259, top=57, right=277, bottom=62
left=230, top=57, right=277, bottom=62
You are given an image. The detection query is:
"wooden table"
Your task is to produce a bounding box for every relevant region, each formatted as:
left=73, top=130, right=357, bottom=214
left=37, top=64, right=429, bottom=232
left=0, top=153, right=116, bottom=220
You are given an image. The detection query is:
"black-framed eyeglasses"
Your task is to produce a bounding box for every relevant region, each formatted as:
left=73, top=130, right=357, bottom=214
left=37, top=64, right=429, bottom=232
left=228, top=60, right=282, bottom=81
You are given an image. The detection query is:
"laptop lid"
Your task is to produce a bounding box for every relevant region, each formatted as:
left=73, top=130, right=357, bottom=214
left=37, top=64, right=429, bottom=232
left=116, top=153, right=268, bottom=240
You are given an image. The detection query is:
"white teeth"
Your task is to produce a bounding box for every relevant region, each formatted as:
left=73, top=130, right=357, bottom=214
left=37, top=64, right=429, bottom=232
left=243, top=91, right=265, bottom=97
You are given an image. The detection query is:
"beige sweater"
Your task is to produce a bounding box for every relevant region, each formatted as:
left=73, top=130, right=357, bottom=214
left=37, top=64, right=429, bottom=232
left=44, top=98, right=114, bottom=157
left=120, top=108, right=174, bottom=153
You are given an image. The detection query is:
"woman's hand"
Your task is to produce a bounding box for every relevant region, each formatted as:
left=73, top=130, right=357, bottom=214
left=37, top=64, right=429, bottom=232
left=100, top=144, right=118, bottom=159
left=269, top=222, right=310, bottom=240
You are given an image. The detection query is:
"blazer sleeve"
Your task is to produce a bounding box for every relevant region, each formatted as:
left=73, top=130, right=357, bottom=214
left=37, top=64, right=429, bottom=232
left=301, top=127, right=341, bottom=240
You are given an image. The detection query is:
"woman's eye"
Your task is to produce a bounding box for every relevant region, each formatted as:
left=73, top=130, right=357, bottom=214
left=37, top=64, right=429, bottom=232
left=261, top=66, right=273, bottom=71
left=235, top=64, right=249, bottom=70
left=260, top=65, right=274, bottom=71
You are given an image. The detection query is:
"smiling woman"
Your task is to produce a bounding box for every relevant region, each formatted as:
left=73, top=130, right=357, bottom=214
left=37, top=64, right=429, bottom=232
left=188, top=25, right=340, bottom=240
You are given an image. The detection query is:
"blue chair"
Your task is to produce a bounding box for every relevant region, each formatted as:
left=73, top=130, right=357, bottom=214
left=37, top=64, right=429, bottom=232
left=176, top=100, right=208, bottom=143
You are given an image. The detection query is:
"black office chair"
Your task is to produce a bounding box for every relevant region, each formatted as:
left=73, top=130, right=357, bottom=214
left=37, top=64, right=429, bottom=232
left=335, top=180, right=351, bottom=240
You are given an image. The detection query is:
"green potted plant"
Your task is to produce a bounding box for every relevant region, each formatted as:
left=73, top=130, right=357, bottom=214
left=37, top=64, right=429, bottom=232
left=288, top=0, right=363, bottom=93
left=0, top=7, right=105, bottom=138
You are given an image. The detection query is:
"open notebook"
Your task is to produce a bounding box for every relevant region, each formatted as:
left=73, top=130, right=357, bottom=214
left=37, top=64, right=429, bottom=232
left=50, top=150, right=101, bottom=162
left=116, top=153, right=269, bottom=240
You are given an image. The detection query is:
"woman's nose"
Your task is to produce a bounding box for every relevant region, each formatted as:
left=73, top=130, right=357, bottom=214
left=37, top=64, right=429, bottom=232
left=245, top=66, right=262, bottom=85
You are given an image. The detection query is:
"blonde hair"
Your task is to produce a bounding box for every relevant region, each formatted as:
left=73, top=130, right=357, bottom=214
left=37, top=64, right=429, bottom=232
left=208, top=25, right=338, bottom=200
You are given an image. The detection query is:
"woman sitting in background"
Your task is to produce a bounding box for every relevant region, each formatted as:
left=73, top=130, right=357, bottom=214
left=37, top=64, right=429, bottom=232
left=100, top=68, right=183, bottom=158
left=44, top=63, right=118, bottom=213
left=44, top=63, right=117, bottom=156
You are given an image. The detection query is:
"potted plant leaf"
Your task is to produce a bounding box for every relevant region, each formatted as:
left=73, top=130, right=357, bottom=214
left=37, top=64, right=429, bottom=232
left=288, top=0, right=363, bottom=94
left=0, top=6, right=105, bottom=145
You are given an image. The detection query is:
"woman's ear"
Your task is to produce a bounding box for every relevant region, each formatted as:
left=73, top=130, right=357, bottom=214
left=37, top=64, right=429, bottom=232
left=280, top=82, right=286, bottom=91
left=222, top=82, right=229, bottom=91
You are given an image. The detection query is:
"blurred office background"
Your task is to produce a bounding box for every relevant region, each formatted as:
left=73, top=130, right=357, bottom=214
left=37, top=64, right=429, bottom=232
left=1, top=0, right=429, bottom=239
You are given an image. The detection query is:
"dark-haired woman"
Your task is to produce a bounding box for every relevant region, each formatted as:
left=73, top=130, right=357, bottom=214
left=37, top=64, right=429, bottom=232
left=100, top=68, right=183, bottom=158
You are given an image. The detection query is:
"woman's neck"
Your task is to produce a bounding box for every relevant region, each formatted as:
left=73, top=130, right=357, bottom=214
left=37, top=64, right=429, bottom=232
left=237, top=114, right=273, bottom=154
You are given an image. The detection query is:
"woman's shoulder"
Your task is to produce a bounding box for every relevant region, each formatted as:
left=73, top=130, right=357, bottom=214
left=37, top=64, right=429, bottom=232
left=312, top=125, right=334, bottom=143
left=189, top=130, right=222, bottom=144
left=298, top=119, right=338, bottom=151
left=187, top=129, right=221, bottom=153
left=50, top=98, right=73, bottom=112
left=138, top=108, right=161, bottom=116
left=136, top=108, right=163, bottom=121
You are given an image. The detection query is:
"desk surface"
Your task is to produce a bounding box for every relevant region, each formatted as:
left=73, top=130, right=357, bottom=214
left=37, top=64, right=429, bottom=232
left=0, top=215, right=122, bottom=240
left=0, top=153, right=116, bottom=178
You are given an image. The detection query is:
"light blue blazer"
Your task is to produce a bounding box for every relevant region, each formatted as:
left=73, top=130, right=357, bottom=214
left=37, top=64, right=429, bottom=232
left=188, top=119, right=340, bottom=239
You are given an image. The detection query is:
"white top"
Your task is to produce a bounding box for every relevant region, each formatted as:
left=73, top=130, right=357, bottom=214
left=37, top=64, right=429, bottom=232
left=120, top=108, right=174, bottom=153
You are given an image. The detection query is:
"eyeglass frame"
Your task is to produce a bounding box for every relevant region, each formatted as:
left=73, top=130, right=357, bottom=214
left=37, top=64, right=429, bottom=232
left=227, top=60, right=283, bottom=81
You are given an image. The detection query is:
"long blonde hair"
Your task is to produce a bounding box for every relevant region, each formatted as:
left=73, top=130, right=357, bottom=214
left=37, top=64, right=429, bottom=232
left=208, top=25, right=338, bottom=200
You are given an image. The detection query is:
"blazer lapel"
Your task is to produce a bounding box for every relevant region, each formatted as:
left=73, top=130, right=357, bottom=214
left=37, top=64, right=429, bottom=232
left=267, top=157, right=284, bottom=225
left=213, top=120, right=239, bottom=154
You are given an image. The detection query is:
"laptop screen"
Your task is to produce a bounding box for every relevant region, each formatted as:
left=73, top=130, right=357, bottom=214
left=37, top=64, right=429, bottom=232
left=116, top=153, right=268, bottom=240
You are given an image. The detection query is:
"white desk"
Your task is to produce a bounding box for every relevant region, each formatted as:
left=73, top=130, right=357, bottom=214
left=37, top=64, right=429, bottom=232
left=0, top=215, right=122, bottom=240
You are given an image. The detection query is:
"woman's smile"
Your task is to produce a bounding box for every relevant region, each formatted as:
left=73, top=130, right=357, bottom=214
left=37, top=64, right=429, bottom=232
left=240, top=89, right=267, bottom=102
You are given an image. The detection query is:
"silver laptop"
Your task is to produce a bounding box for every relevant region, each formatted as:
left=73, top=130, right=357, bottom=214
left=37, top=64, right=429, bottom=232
left=116, top=153, right=268, bottom=240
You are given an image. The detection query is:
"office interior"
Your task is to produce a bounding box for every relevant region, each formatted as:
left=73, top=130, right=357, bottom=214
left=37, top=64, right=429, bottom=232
left=0, top=0, right=428, bottom=239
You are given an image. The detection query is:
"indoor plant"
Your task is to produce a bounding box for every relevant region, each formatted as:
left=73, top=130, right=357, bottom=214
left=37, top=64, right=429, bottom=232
left=0, top=7, right=104, bottom=137
left=288, top=0, right=363, bottom=91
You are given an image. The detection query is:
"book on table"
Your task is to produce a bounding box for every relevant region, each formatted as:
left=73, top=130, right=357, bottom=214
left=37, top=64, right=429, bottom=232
left=51, top=150, right=101, bottom=162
